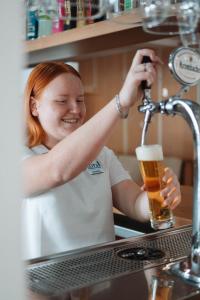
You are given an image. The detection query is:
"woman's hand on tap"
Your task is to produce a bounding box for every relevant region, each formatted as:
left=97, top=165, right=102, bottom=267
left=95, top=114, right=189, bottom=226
left=118, top=49, right=163, bottom=110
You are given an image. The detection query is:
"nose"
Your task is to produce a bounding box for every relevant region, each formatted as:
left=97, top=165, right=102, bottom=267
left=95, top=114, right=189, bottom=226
left=69, top=101, right=81, bottom=113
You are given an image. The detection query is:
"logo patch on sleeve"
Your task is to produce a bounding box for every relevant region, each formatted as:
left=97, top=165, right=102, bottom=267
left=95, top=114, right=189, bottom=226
left=87, top=160, right=104, bottom=175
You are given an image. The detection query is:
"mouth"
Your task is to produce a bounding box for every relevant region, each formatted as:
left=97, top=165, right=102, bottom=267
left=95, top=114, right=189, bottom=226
left=61, top=118, right=80, bottom=124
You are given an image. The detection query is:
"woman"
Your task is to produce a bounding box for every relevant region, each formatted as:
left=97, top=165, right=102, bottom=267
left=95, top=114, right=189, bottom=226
left=22, top=49, right=181, bottom=260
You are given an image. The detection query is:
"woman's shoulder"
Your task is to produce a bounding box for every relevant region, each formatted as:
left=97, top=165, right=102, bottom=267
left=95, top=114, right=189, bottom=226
left=22, top=144, right=48, bottom=160
left=98, top=146, right=117, bottom=163
left=101, top=146, right=116, bottom=156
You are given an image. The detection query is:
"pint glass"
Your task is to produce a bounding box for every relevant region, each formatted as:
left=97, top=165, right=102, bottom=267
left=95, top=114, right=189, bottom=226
left=135, top=144, right=174, bottom=230
left=150, top=276, right=174, bottom=300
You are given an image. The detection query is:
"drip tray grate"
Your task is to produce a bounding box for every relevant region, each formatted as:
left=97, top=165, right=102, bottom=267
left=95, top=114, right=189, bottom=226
left=27, top=227, right=192, bottom=296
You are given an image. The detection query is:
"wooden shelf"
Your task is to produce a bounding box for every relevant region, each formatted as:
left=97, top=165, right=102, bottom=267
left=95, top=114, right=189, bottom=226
left=25, top=11, right=142, bottom=53
left=24, top=9, right=167, bottom=66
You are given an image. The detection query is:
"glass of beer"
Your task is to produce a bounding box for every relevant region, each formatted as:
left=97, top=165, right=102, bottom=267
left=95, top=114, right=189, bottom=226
left=150, top=276, right=174, bottom=300
left=135, top=144, right=174, bottom=230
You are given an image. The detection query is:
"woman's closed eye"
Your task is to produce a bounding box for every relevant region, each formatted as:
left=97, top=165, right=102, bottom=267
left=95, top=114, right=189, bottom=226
left=55, top=99, right=67, bottom=104
left=76, top=97, right=84, bottom=103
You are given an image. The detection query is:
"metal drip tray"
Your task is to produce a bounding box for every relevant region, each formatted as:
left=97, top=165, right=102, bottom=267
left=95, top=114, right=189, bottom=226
left=26, top=226, right=192, bottom=296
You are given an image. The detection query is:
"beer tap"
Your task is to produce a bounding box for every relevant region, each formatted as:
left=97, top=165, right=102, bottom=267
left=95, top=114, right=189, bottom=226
left=139, top=56, right=160, bottom=145
left=138, top=46, right=200, bottom=285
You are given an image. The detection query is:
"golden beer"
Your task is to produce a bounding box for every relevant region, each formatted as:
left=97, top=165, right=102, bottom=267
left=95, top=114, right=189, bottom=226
left=136, top=145, right=174, bottom=230
left=149, top=276, right=174, bottom=300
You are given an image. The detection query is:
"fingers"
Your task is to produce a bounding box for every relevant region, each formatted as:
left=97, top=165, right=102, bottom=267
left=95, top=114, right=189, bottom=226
left=162, top=167, right=175, bottom=182
left=132, top=71, right=155, bottom=88
left=118, top=49, right=162, bottom=109
left=131, top=63, right=157, bottom=87
left=134, top=63, right=157, bottom=79
left=134, top=63, right=156, bottom=73
left=130, top=51, right=159, bottom=87
left=161, top=188, right=181, bottom=209
left=160, top=167, right=181, bottom=210
left=131, top=49, right=163, bottom=69
left=162, top=167, right=179, bottom=188
left=141, top=184, right=147, bottom=191
left=171, top=196, right=181, bottom=210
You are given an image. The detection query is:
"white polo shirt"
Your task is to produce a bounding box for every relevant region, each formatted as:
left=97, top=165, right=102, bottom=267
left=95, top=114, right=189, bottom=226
left=21, top=145, right=131, bottom=260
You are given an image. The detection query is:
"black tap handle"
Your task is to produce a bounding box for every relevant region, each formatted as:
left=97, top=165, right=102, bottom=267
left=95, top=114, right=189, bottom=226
left=141, top=56, right=152, bottom=90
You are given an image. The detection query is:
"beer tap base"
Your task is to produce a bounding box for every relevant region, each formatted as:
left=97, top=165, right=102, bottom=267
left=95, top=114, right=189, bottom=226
left=170, top=258, right=200, bottom=286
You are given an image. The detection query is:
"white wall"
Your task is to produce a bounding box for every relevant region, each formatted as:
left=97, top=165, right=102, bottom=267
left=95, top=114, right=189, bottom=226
left=0, top=2, right=25, bottom=299
left=22, top=62, right=79, bottom=92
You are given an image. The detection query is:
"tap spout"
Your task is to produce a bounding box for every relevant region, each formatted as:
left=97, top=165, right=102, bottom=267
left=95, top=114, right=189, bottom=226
left=141, top=110, right=151, bottom=146
left=138, top=101, right=160, bottom=114
left=138, top=100, right=163, bottom=145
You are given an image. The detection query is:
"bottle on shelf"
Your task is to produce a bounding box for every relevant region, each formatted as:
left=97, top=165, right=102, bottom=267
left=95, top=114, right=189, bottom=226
left=124, top=0, right=138, bottom=11
left=37, top=0, right=53, bottom=37
left=64, top=0, right=77, bottom=30
left=124, top=0, right=133, bottom=11
left=119, top=0, right=124, bottom=12
left=107, top=0, right=120, bottom=18
left=26, top=0, right=39, bottom=40
left=64, top=0, right=71, bottom=29
left=93, top=0, right=107, bottom=22
left=85, top=0, right=94, bottom=25
left=52, top=0, right=65, bottom=33
left=76, top=0, right=86, bottom=27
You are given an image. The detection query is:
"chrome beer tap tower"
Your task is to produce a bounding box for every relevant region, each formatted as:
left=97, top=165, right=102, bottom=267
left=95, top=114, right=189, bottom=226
left=139, top=46, right=200, bottom=284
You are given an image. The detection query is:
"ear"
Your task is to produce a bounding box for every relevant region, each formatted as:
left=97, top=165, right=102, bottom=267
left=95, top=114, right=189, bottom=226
left=30, top=97, right=39, bottom=117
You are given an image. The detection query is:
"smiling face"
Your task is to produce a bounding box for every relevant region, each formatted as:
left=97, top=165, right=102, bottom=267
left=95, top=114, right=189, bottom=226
left=31, top=72, right=86, bottom=148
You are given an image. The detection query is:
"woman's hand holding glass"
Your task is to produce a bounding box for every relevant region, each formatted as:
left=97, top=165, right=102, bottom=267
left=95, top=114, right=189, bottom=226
left=160, top=167, right=181, bottom=210
left=142, top=167, right=181, bottom=211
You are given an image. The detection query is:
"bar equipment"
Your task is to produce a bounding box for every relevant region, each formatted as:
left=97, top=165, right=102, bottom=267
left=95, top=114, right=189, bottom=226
left=26, top=225, right=194, bottom=298
left=138, top=46, right=200, bottom=285
left=137, top=58, right=175, bottom=230
left=140, top=55, right=153, bottom=145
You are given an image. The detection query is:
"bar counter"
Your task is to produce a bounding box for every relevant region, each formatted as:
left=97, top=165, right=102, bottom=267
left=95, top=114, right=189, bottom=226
left=26, top=185, right=195, bottom=300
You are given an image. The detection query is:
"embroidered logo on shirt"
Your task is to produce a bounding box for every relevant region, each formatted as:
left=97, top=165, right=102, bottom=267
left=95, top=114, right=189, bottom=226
left=87, top=160, right=104, bottom=175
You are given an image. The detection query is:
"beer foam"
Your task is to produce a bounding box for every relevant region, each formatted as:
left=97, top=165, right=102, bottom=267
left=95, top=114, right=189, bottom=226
left=135, top=144, right=163, bottom=161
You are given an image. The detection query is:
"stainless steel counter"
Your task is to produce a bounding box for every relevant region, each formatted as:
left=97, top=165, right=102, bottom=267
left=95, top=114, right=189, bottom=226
left=26, top=224, right=200, bottom=300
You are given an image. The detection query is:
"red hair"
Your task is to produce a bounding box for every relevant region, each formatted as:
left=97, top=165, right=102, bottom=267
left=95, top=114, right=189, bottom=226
left=24, top=62, right=81, bottom=148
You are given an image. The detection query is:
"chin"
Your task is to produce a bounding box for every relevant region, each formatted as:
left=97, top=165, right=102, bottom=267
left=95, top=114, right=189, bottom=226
left=57, top=123, right=81, bottom=138
left=66, top=124, right=81, bottom=132
left=61, top=128, right=77, bottom=137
